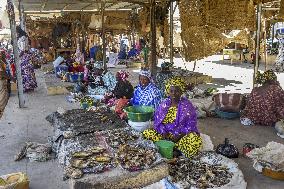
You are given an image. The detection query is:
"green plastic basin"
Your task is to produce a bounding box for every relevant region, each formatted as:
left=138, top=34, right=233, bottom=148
left=124, top=106, right=154, bottom=122
left=155, top=140, right=175, bottom=159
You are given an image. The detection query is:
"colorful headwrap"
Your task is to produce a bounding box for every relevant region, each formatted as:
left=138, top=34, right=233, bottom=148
left=94, top=61, right=103, bottom=69
left=116, top=70, right=129, bottom=81
left=165, top=76, right=186, bottom=95
left=256, top=70, right=277, bottom=85
left=139, top=69, right=151, bottom=79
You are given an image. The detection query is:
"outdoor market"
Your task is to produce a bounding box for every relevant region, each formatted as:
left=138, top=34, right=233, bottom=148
left=0, top=0, right=284, bottom=189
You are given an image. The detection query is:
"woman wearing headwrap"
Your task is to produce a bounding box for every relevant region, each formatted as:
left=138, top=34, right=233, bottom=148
left=20, top=52, right=38, bottom=92
left=113, top=70, right=134, bottom=119
left=241, top=70, right=284, bottom=126
left=156, top=62, right=174, bottom=97
left=131, top=69, right=162, bottom=109
left=87, top=61, right=116, bottom=96
left=16, top=27, right=37, bottom=92
left=143, top=77, right=202, bottom=158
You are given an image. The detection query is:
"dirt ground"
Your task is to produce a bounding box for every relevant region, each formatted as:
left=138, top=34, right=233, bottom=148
left=0, top=63, right=283, bottom=188
left=198, top=118, right=284, bottom=189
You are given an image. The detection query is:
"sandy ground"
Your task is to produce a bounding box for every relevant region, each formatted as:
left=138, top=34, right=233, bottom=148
left=0, top=59, right=283, bottom=189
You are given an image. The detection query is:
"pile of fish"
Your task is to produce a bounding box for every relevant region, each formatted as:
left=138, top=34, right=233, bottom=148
left=64, top=146, right=114, bottom=179
left=46, top=108, right=127, bottom=138
left=117, top=145, right=157, bottom=172
left=105, top=129, right=140, bottom=149
left=169, top=157, right=233, bottom=188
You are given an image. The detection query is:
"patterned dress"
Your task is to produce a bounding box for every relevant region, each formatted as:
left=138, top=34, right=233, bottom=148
left=20, top=53, right=37, bottom=92
left=241, top=83, right=284, bottom=126
left=88, top=71, right=116, bottom=96
left=132, top=83, right=162, bottom=109
left=143, top=97, right=202, bottom=157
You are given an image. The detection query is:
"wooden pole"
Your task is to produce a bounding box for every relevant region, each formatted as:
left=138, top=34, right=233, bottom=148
left=101, top=2, right=107, bottom=70
left=264, top=19, right=268, bottom=71
left=170, top=0, right=174, bottom=63
left=150, top=0, right=157, bottom=76
left=253, top=3, right=262, bottom=87
left=7, top=0, right=25, bottom=108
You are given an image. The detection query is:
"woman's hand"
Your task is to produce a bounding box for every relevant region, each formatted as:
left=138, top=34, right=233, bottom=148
left=162, top=133, right=171, bottom=140
left=173, top=134, right=185, bottom=143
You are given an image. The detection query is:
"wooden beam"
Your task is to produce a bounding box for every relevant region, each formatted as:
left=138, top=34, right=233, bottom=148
left=7, top=0, right=25, bottom=108
left=150, top=0, right=157, bottom=76
left=62, top=4, right=70, bottom=10
left=41, top=0, right=47, bottom=11
left=81, top=3, right=93, bottom=11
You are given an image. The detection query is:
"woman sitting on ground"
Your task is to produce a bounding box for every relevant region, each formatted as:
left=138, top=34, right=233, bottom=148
left=88, top=61, right=116, bottom=96
left=113, top=70, right=134, bottom=119
left=131, top=69, right=162, bottom=109
left=143, top=77, right=202, bottom=158
left=156, top=62, right=174, bottom=97
left=241, top=70, right=284, bottom=126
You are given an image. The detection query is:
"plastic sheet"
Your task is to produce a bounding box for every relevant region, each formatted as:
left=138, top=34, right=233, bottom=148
left=247, top=141, right=284, bottom=172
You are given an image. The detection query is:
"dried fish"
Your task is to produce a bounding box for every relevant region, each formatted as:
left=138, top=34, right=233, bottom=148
left=64, top=166, right=83, bottom=179
left=105, top=129, right=139, bottom=149
left=169, top=157, right=233, bottom=188
left=72, top=151, right=92, bottom=158
left=117, top=145, right=157, bottom=171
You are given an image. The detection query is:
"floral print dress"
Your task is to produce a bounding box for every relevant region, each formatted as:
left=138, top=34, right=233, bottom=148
left=242, top=83, right=284, bottom=126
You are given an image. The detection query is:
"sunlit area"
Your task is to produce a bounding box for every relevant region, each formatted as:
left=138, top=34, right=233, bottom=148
left=0, top=1, right=284, bottom=189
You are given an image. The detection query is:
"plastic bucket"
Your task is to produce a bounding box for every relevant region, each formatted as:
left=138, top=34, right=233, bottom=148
left=128, top=120, right=150, bottom=132
left=155, top=140, right=175, bottom=159
left=124, top=106, right=154, bottom=122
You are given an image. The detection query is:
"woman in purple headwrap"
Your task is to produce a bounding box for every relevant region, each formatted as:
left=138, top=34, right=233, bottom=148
left=143, top=77, right=202, bottom=157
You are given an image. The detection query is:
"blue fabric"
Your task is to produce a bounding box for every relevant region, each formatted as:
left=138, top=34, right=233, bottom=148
left=90, top=46, right=99, bottom=59
left=132, top=83, right=162, bottom=109
left=128, top=48, right=139, bottom=58
left=118, top=50, right=127, bottom=59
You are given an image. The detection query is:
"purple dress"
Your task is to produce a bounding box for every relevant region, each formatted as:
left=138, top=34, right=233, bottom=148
left=154, top=97, right=199, bottom=137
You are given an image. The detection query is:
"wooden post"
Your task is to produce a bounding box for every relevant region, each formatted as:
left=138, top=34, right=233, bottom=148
left=170, top=0, right=174, bottom=63
left=264, top=19, right=268, bottom=71
left=253, top=3, right=262, bottom=87
left=7, top=0, right=25, bottom=108
left=101, top=2, right=107, bottom=70
left=150, top=0, right=157, bottom=76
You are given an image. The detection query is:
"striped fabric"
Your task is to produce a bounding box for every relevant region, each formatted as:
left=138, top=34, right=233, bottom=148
left=132, top=83, right=162, bottom=109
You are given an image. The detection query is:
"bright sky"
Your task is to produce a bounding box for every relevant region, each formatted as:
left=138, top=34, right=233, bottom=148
left=0, top=0, right=6, bottom=11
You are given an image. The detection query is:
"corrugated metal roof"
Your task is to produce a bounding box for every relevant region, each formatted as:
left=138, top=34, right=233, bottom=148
left=14, top=0, right=154, bottom=12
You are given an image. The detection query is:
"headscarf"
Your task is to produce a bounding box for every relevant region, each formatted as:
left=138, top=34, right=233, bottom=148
left=94, top=61, right=103, bottom=69
left=116, top=70, right=129, bottom=81
left=139, top=69, right=151, bottom=80
left=256, top=70, right=277, bottom=85
left=165, top=76, right=186, bottom=95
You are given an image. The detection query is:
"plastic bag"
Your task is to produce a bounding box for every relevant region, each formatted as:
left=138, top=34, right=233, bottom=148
left=216, top=138, right=239, bottom=158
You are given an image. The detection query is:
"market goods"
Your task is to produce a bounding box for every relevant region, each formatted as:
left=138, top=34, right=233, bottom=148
left=216, top=138, right=239, bottom=158
left=105, top=129, right=140, bottom=149
left=64, top=166, right=83, bottom=179
left=169, top=157, right=233, bottom=188
left=117, top=145, right=157, bottom=171
left=46, top=108, right=128, bottom=139
left=67, top=146, right=114, bottom=179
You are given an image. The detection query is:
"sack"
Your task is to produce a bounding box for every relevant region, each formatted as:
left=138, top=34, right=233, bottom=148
left=0, top=172, right=29, bottom=189
left=213, top=93, right=243, bottom=112
left=216, top=138, right=239, bottom=158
